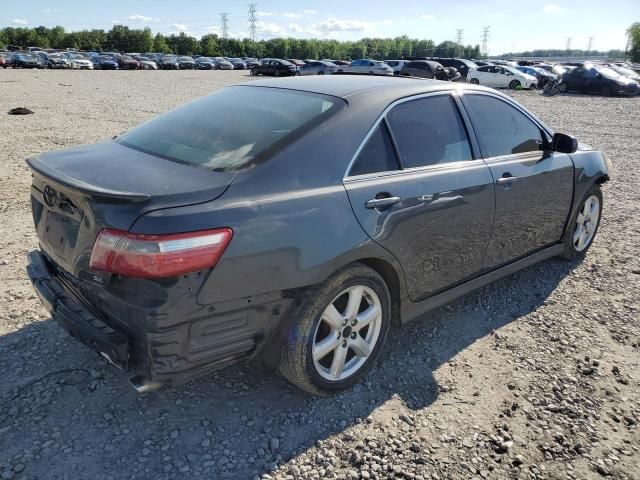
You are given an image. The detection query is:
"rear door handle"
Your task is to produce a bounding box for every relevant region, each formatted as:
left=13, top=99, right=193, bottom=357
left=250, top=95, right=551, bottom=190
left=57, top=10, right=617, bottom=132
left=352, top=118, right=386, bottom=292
left=496, top=175, right=518, bottom=185
left=365, top=196, right=401, bottom=209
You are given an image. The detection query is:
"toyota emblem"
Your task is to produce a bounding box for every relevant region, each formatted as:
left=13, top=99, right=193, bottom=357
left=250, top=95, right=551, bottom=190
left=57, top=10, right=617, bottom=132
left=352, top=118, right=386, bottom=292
left=43, top=186, right=57, bottom=207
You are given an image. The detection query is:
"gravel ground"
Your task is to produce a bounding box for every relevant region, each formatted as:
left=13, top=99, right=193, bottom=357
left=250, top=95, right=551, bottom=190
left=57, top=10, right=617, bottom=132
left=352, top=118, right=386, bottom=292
left=0, top=70, right=638, bottom=480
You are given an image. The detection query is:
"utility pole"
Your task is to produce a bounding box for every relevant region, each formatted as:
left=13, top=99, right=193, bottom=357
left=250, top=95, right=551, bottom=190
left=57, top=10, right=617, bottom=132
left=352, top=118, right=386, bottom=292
left=220, top=12, right=229, bottom=39
left=455, top=29, right=464, bottom=57
left=481, top=26, right=491, bottom=58
left=248, top=3, right=257, bottom=43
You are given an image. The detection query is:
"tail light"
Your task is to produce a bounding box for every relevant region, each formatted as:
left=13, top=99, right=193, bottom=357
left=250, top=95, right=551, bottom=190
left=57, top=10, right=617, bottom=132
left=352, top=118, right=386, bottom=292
left=90, top=228, right=233, bottom=279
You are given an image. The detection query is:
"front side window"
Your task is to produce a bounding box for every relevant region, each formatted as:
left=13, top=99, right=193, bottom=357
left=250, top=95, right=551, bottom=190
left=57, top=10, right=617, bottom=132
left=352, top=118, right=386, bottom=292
left=349, top=123, right=399, bottom=176
left=385, top=95, right=473, bottom=168
left=465, top=94, right=543, bottom=158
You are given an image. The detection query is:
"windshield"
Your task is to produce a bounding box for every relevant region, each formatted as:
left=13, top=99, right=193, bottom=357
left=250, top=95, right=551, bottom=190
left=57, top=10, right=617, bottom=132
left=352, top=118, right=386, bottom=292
left=116, top=86, right=344, bottom=171
left=613, top=66, right=637, bottom=77
left=594, top=66, right=621, bottom=79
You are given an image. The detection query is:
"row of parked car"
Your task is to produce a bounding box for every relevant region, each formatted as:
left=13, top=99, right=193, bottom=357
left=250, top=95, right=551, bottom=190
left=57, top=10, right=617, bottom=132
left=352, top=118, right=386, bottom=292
left=3, top=48, right=639, bottom=96
left=0, top=50, right=262, bottom=70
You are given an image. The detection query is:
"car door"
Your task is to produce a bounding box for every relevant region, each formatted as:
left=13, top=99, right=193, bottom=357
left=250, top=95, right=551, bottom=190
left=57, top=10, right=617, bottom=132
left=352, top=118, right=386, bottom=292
left=461, top=92, right=574, bottom=269
left=483, top=66, right=499, bottom=86
left=564, top=67, right=584, bottom=91
left=343, top=93, right=495, bottom=301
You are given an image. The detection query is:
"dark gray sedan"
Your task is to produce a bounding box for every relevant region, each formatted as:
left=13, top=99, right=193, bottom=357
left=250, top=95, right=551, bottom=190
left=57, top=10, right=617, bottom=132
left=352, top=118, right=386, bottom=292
left=26, top=76, right=609, bottom=395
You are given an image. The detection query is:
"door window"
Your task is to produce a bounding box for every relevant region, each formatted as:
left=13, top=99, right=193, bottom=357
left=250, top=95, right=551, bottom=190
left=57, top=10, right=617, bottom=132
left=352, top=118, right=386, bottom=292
left=349, top=123, right=400, bottom=176
left=385, top=95, right=473, bottom=168
left=465, top=94, right=543, bottom=157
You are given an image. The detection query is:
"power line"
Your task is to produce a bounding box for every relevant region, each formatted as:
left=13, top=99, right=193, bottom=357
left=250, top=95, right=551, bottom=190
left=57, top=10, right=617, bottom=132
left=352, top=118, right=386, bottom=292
left=248, top=3, right=257, bottom=42
left=220, top=12, right=229, bottom=39
left=481, top=26, right=490, bottom=57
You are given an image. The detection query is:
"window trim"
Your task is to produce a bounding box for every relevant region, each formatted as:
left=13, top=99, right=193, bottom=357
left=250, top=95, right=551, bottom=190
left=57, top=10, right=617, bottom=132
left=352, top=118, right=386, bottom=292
left=458, top=91, right=553, bottom=162
left=344, top=90, right=478, bottom=180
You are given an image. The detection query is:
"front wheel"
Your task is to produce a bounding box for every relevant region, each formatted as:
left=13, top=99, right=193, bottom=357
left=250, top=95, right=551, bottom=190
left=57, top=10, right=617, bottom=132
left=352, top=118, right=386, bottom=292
left=509, top=79, right=521, bottom=90
left=279, top=264, right=391, bottom=395
left=561, top=184, right=602, bottom=260
left=470, top=78, right=479, bottom=85
left=250, top=68, right=257, bottom=76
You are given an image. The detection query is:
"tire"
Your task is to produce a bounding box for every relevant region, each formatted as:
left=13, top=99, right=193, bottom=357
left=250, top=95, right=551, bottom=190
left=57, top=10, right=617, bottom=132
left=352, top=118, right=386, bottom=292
left=561, top=184, right=603, bottom=260
left=601, top=85, right=612, bottom=97
left=279, top=264, right=391, bottom=395
left=317, top=71, right=324, bottom=75
left=509, top=79, right=521, bottom=90
left=470, top=78, right=479, bottom=85
left=559, top=83, right=568, bottom=93
left=275, top=70, right=280, bottom=77
left=250, top=68, right=257, bottom=76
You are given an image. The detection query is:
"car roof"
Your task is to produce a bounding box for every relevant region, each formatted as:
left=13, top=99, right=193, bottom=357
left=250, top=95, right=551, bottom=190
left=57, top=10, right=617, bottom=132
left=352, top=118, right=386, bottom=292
left=242, top=75, right=491, bottom=99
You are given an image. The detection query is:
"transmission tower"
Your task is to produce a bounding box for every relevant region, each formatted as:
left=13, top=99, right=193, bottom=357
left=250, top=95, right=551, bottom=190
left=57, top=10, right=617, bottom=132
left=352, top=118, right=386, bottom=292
left=481, top=26, right=491, bottom=57
left=220, top=12, right=229, bottom=39
left=565, top=37, right=572, bottom=53
left=586, top=36, right=594, bottom=52
left=248, top=3, right=257, bottom=42
left=455, top=29, right=464, bottom=57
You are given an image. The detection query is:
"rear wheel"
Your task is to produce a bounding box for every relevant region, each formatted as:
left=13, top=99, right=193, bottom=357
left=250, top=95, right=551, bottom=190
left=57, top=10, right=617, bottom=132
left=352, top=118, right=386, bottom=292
left=470, top=78, right=479, bottom=85
left=561, top=184, right=602, bottom=260
left=509, top=79, right=521, bottom=89
left=279, top=264, right=391, bottom=395
left=318, top=71, right=325, bottom=75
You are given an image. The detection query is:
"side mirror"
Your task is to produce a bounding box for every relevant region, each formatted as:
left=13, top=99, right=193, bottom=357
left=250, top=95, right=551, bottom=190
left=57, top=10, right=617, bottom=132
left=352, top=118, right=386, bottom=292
left=552, top=132, right=578, bottom=154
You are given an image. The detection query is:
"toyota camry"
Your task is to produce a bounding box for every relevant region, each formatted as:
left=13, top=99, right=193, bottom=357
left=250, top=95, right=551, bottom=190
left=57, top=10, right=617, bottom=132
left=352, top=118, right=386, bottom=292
left=26, top=76, right=610, bottom=395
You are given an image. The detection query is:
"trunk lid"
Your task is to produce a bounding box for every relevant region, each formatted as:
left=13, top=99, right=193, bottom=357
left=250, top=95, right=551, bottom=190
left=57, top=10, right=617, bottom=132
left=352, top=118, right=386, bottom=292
left=27, top=141, right=235, bottom=278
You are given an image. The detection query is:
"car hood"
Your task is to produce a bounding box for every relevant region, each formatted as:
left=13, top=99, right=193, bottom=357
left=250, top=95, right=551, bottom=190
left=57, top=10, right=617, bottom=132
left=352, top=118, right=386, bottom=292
left=611, top=76, right=638, bottom=86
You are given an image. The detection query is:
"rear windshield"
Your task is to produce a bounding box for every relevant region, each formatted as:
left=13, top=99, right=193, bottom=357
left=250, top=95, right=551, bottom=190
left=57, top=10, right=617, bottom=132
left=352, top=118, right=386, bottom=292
left=116, top=86, right=343, bottom=171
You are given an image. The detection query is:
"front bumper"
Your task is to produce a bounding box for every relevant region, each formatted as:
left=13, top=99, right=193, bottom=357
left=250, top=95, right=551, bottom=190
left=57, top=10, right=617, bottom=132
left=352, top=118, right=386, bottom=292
left=26, top=249, right=292, bottom=387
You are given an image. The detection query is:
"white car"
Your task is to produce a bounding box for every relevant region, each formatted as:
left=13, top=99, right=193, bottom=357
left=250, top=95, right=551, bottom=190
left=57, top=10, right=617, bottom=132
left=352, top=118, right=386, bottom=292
left=467, top=65, right=536, bottom=89
left=65, top=53, right=94, bottom=70
left=338, top=59, right=393, bottom=75
left=385, top=60, right=409, bottom=75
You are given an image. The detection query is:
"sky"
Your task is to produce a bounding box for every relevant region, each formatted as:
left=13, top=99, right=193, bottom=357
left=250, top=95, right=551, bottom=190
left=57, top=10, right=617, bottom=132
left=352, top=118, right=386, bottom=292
left=3, top=0, right=638, bottom=54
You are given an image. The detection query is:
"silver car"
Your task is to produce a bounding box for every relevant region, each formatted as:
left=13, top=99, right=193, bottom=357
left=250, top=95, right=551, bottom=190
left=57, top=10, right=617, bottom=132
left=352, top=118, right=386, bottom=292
left=385, top=60, right=409, bottom=75
left=338, top=59, right=393, bottom=75
left=212, top=57, right=234, bottom=70
left=300, top=60, right=337, bottom=76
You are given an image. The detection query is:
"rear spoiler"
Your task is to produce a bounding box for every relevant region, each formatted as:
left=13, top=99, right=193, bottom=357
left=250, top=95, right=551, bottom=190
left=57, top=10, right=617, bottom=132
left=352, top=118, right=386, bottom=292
left=26, top=156, right=150, bottom=203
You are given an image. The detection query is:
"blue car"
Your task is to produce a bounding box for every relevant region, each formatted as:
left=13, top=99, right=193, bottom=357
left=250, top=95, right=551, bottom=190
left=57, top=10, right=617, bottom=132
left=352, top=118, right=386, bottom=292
left=94, top=55, right=119, bottom=70
left=516, top=66, right=556, bottom=88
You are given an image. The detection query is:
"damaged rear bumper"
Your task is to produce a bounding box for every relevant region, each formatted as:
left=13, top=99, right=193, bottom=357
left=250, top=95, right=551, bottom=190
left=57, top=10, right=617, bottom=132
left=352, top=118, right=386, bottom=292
left=26, top=250, right=293, bottom=389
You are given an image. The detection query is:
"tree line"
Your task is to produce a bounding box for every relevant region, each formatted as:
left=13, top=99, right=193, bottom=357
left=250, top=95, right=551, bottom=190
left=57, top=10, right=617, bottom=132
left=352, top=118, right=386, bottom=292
left=0, top=25, right=482, bottom=60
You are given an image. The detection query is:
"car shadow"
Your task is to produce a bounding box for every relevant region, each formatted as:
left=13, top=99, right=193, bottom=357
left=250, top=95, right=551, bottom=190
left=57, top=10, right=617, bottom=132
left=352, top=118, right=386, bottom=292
left=0, top=257, right=578, bottom=479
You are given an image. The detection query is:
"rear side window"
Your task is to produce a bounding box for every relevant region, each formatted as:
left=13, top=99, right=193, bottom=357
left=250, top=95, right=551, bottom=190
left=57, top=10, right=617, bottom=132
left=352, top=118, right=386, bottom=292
left=350, top=123, right=399, bottom=176
left=465, top=94, right=543, bottom=157
left=386, top=95, right=473, bottom=168
left=117, top=86, right=342, bottom=171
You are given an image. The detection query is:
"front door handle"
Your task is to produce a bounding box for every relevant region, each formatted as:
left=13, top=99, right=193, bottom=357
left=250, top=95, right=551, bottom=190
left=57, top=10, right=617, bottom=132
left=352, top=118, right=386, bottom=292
left=365, top=196, right=401, bottom=209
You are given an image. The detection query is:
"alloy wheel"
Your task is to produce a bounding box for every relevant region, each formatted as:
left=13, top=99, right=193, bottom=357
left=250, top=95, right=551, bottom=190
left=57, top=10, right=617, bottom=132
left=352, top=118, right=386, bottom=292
left=573, top=195, right=600, bottom=252
left=311, top=285, right=382, bottom=381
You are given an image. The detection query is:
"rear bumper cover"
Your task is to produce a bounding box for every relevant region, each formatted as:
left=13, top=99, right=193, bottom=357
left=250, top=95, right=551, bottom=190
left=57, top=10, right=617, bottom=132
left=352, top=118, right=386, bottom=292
left=26, top=250, right=293, bottom=386
left=27, top=250, right=129, bottom=369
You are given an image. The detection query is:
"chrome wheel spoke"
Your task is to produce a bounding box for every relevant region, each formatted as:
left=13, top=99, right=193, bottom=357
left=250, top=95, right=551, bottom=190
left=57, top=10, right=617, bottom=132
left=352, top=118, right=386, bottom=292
left=313, top=336, right=340, bottom=361
left=355, top=304, right=379, bottom=331
left=344, top=286, right=363, bottom=320
left=350, top=336, right=372, bottom=358
left=329, top=344, right=348, bottom=378
left=573, top=225, right=584, bottom=244
left=322, top=304, right=344, bottom=330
